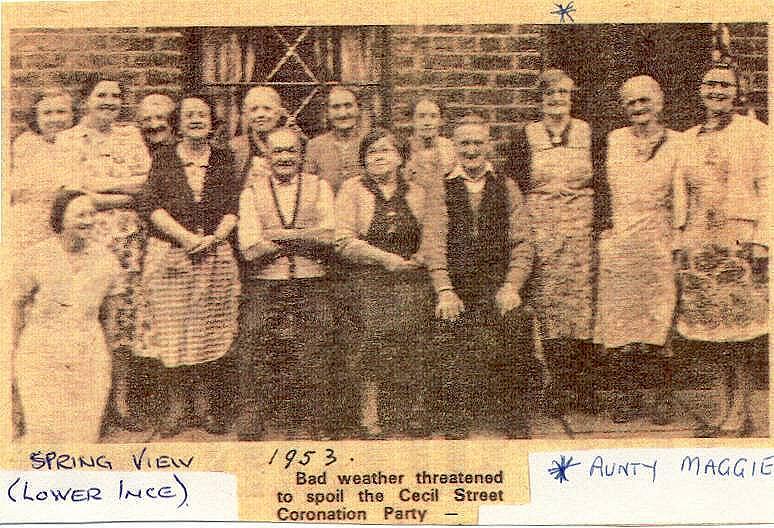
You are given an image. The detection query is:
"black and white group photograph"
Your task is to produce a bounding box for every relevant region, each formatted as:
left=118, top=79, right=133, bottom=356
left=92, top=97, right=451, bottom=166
left=5, top=22, right=769, bottom=443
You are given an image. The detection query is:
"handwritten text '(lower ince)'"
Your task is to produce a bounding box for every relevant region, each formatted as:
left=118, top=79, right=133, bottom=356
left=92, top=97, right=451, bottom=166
left=6, top=473, right=189, bottom=509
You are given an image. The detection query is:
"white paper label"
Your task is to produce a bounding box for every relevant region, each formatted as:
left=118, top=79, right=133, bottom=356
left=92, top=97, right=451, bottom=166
left=480, top=448, right=774, bottom=525
left=1, top=471, right=238, bottom=522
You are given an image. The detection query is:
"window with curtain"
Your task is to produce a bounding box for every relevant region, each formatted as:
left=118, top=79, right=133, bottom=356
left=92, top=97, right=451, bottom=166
left=192, top=26, right=389, bottom=141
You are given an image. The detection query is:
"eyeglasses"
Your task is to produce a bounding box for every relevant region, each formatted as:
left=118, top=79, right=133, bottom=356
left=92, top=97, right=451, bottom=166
left=702, top=80, right=736, bottom=89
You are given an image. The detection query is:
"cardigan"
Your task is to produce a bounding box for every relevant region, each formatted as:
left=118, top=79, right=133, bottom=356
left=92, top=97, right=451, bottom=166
left=138, top=144, right=240, bottom=243
left=335, top=175, right=426, bottom=268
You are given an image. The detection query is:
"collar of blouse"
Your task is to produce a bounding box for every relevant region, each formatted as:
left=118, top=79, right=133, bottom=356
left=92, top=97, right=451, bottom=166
left=698, top=112, right=734, bottom=134
left=177, top=141, right=210, bottom=168
left=446, top=160, right=495, bottom=182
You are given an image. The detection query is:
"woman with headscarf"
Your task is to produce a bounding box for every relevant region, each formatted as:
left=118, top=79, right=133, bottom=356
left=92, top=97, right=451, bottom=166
left=595, top=75, right=683, bottom=424
left=12, top=190, right=122, bottom=442
left=508, top=69, right=596, bottom=416
left=56, top=74, right=151, bottom=431
left=677, top=63, right=768, bottom=437
left=136, top=96, right=241, bottom=437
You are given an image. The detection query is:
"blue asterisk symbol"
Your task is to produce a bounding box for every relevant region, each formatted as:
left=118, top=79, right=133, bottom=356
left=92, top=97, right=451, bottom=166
left=551, top=1, right=576, bottom=23
left=548, top=455, right=581, bottom=483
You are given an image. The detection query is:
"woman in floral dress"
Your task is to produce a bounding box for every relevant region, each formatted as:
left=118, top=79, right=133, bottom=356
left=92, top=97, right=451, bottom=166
left=56, top=74, right=151, bottom=430
left=677, top=63, right=768, bottom=437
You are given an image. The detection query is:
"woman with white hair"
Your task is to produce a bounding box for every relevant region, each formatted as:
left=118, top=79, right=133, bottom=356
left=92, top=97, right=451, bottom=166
left=595, top=75, right=684, bottom=424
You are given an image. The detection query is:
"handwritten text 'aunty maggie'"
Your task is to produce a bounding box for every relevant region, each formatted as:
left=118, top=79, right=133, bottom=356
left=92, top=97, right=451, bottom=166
left=549, top=453, right=774, bottom=484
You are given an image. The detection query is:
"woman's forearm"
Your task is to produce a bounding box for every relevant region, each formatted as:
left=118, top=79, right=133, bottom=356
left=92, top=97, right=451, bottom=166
left=91, top=193, right=134, bottom=209
left=337, top=236, right=401, bottom=269
left=214, top=214, right=238, bottom=241
left=85, top=175, right=147, bottom=195
left=266, top=226, right=334, bottom=244
left=150, top=209, right=199, bottom=248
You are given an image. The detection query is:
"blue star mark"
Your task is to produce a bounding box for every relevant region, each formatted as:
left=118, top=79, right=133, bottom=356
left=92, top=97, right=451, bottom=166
left=551, top=1, right=576, bottom=23
left=547, top=455, right=581, bottom=483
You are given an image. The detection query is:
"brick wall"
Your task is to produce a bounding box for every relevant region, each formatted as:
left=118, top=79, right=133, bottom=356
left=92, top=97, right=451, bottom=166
left=8, top=27, right=186, bottom=140
left=7, top=23, right=767, bottom=145
left=728, top=23, right=768, bottom=123
left=388, top=24, right=545, bottom=171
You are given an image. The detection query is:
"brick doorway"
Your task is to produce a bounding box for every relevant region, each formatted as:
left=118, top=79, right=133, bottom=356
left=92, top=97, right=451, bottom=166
left=545, top=23, right=712, bottom=140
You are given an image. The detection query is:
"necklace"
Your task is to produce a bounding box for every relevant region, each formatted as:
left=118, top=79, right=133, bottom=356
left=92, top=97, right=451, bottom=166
left=268, top=174, right=303, bottom=228
left=631, top=125, right=666, bottom=162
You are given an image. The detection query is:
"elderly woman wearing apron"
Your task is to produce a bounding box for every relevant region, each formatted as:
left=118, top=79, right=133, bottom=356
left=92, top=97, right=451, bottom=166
left=595, top=76, right=683, bottom=424
left=508, top=69, right=596, bottom=416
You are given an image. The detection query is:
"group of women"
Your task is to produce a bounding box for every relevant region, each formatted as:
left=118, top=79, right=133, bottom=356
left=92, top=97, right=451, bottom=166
left=8, top=59, right=768, bottom=442
left=11, top=76, right=243, bottom=441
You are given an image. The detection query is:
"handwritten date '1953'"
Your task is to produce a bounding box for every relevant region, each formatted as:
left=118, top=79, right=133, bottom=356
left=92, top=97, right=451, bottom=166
left=268, top=448, right=338, bottom=469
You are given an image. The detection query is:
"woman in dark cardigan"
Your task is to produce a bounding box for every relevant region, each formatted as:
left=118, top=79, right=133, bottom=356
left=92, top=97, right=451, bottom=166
left=136, top=96, right=241, bottom=437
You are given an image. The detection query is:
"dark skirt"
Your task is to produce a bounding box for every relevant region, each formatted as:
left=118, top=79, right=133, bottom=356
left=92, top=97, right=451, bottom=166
left=347, top=267, right=435, bottom=382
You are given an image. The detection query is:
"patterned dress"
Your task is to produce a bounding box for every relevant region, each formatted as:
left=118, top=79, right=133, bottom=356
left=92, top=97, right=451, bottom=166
left=56, top=122, right=151, bottom=350
left=676, top=114, right=768, bottom=342
left=510, top=119, right=595, bottom=340
left=595, top=127, right=682, bottom=349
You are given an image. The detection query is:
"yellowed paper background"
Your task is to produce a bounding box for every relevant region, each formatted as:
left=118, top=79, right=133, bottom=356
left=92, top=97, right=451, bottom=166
left=1, top=0, right=772, bottom=523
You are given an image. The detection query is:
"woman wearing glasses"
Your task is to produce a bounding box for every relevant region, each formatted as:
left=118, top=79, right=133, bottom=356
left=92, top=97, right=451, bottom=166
left=677, top=63, right=768, bottom=437
left=335, top=128, right=435, bottom=438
